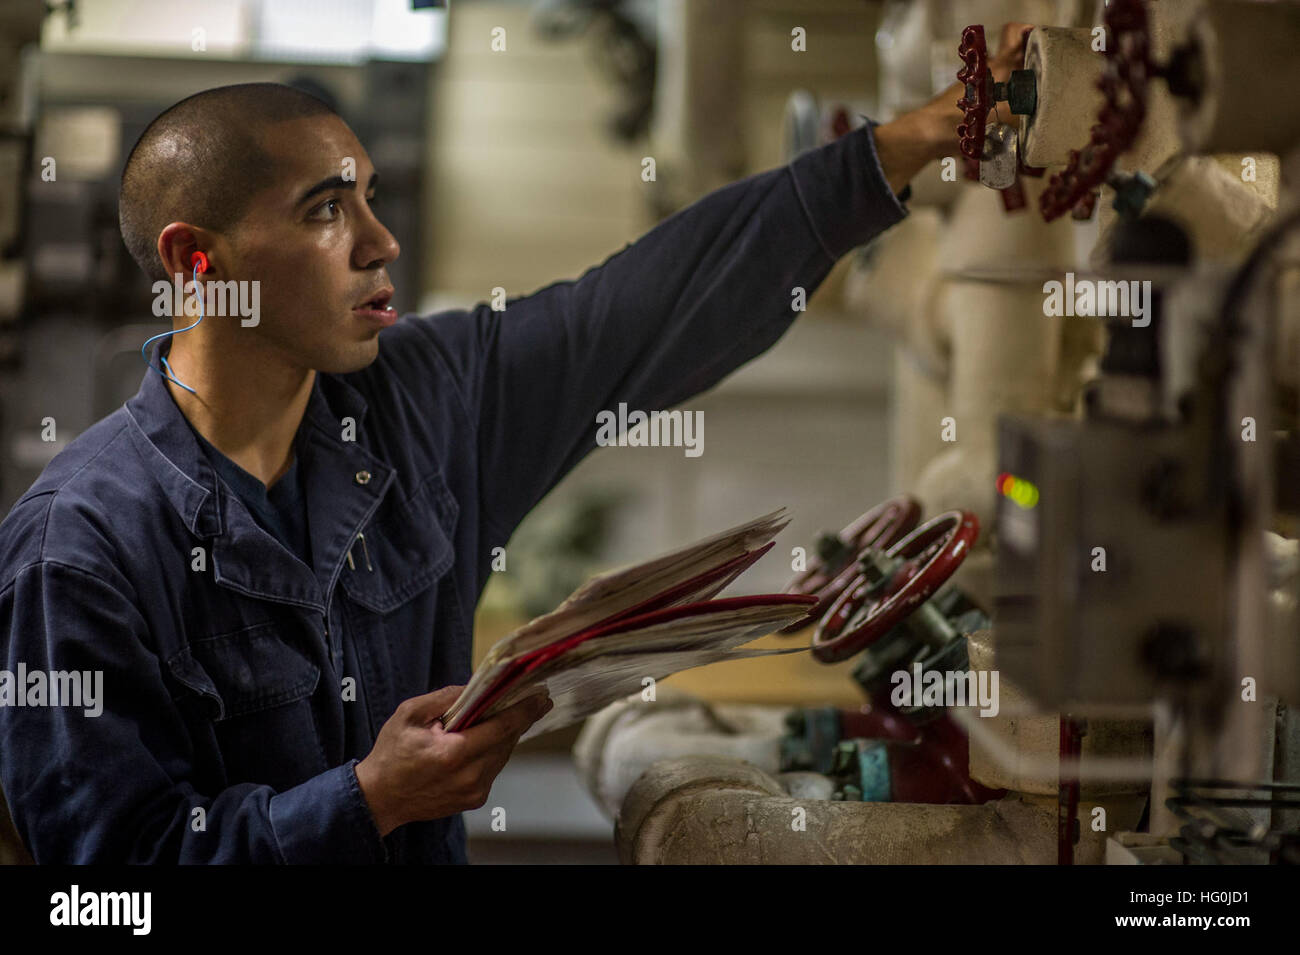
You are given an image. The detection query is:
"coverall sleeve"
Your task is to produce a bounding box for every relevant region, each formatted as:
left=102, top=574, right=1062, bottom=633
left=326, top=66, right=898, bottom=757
left=0, top=559, right=385, bottom=864
left=389, top=122, right=907, bottom=544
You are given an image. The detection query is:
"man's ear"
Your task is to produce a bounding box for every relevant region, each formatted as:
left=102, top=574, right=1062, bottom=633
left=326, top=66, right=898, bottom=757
left=157, top=222, right=215, bottom=278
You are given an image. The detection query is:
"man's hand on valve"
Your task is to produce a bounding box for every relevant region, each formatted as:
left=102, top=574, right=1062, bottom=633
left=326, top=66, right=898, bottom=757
left=873, top=22, right=1034, bottom=195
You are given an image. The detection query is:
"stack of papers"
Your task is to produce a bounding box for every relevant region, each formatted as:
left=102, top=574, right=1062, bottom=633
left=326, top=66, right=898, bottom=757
left=441, top=508, right=814, bottom=740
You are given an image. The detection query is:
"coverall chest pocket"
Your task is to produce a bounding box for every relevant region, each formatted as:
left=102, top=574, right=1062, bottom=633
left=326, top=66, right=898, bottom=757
left=167, top=622, right=325, bottom=790
left=341, top=473, right=457, bottom=614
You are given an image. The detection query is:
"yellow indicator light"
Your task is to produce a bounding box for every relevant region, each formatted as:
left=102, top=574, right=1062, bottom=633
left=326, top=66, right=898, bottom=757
left=996, top=471, right=1039, bottom=510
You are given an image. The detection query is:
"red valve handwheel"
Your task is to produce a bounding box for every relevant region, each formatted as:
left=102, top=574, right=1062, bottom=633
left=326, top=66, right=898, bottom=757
left=956, top=25, right=991, bottom=163
left=827, top=104, right=854, bottom=140
left=956, top=25, right=1046, bottom=212
left=779, top=496, right=922, bottom=634
left=1039, top=0, right=1152, bottom=221
left=811, top=510, right=979, bottom=663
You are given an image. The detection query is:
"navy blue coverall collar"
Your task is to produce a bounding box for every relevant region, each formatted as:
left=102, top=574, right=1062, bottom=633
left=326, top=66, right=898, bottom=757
left=123, top=339, right=396, bottom=615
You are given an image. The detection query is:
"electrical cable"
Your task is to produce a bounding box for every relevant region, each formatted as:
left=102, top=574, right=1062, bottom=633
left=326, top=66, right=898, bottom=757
left=141, top=251, right=208, bottom=396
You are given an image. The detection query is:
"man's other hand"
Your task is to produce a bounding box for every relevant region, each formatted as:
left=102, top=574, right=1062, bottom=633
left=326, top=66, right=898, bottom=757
left=355, top=685, right=553, bottom=837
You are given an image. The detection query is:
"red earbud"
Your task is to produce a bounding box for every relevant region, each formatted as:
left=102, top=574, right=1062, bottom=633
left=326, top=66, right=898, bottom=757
left=191, top=251, right=209, bottom=275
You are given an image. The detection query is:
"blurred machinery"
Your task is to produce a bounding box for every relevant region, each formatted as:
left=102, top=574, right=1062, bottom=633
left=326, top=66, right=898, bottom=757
left=530, top=0, right=658, bottom=143
left=576, top=0, right=1300, bottom=865
left=989, top=0, right=1300, bottom=863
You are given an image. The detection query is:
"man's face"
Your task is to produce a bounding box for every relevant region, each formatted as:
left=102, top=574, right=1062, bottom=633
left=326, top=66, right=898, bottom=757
left=220, top=114, right=401, bottom=375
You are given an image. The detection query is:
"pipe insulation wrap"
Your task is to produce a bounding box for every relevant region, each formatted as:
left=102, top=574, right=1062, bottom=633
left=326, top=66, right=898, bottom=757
left=1177, top=0, right=1300, bottom=154
left=1021, top=27, right=1107, bottom=168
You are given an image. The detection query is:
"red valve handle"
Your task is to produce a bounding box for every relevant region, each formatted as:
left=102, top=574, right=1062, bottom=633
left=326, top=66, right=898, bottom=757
left=956, top=24, right=1047, bottom=211
left=780, top=496, right=922, bottom=634
left=811, top=510, right=979, bottom=663
left=1039, top=0, right=1152, bottom=221
left=956, top=25, right=991, bottom=163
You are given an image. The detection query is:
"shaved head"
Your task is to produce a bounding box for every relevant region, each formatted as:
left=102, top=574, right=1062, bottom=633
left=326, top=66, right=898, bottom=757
left=117, top=82, right=400, bottom=378
left=119, top=83, right=337, bottom=280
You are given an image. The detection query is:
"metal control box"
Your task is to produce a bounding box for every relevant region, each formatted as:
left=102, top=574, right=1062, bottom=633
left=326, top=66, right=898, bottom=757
left=993, top=414, right=1230, bottom=709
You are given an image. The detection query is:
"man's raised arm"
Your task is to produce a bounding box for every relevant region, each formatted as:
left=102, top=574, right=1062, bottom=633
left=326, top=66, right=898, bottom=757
left=386, top=22, right=1028, bottom=544
left=402, top=120, right=908, bottom=542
